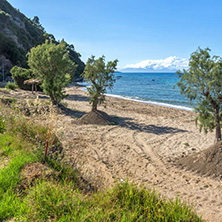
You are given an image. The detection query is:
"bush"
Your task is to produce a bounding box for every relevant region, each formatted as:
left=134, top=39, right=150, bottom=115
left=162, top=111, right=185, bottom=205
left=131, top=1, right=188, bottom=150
left=5, top=82, right=17, bottom=90
left=10, top=66, right=34, bottom=90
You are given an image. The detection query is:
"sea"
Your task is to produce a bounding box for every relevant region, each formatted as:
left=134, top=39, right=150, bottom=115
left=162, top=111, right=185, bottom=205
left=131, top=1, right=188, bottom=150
left=79, top=72, right=193, bottom=111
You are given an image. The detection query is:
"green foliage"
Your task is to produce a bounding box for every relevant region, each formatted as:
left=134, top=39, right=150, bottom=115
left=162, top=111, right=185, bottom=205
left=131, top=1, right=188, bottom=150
left=64, top=42, right=85, bottom=80
left=5, top=82, right=18, bottom=90
left=0, top=9, right=10, bottom=18
left=0, top=115, right=5, bottom=133
left=82, top=55, right=118, bottom=111
left=0, top=133, right=36, bottom=220
left=175, top=47, right=222, bottom=141
left=27, top=40, right=76, bottom=105
left=194, top=99, right=216, bottom=134
left=19, top=181, right=202, bottom=221
left=0, top=153, right=35, bottom=195
left=10, top=66, right=32, bottom=79
left=32, top=16, right=40, bottom=27
left=10, top=66, right=33, bottom=89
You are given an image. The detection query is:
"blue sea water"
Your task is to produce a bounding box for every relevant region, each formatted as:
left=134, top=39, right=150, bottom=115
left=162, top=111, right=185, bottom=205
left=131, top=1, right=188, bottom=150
left=105, top=72, right=192, bottom=111
left=79, top=72, right=193, bottom=111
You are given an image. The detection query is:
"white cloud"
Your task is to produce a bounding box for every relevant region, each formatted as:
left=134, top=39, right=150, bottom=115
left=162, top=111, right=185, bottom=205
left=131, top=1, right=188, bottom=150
left=123, top=56, right=189, bottom=71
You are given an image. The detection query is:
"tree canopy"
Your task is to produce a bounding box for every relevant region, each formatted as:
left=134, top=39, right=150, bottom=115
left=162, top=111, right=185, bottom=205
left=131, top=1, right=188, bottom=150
left=175, top=47, right=222, bottom=142
left=27, top=40, right=76, bottom=105
left=82, top=55, right=118, bottom=111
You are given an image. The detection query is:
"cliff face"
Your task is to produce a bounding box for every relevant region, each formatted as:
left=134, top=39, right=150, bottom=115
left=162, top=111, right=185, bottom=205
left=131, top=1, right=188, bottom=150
left=0, top=0, right=85, bottom=78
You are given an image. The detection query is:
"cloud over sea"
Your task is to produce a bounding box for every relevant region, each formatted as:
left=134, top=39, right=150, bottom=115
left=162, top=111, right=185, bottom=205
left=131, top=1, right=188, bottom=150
left=123, top=56, right=189, bottom=72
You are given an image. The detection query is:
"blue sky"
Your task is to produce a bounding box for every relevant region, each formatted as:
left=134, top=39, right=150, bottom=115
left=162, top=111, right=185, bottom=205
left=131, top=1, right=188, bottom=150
left=7, top=0, right=222, bottom=69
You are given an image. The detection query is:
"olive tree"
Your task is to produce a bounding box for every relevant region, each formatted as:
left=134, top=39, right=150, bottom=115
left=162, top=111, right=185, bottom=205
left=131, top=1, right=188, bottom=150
left=175, top=47, right=222, bottom=142
left=27, top=40, right=76, bottom=105
left=82, top=55, right=118, bottom=111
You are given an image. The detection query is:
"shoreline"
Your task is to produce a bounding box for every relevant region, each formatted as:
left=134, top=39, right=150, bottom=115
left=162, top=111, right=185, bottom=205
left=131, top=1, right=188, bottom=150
left=79, top=86, right=193, bottom=112
left=105, top=93, right=194, bottom=112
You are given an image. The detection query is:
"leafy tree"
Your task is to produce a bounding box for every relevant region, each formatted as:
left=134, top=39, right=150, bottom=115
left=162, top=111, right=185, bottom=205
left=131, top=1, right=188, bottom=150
left=43, top=33, right=56, bottom=42
left=32, top=16, right=40, bottom=26
left=82, top=55, right=118, bottom=111
left=32, top=16, right=44, bottom=31
left=175, top=47, right=222, bottom=142
left=27, top=40, right=76, bottom=105
left=59, top=39, right=84, bottom=80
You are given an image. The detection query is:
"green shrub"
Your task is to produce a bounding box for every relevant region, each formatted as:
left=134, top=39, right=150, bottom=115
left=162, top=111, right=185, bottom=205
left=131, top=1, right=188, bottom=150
left=5, top=82, right=17, bottom=90
left=10, top=66, right=34, bottom=90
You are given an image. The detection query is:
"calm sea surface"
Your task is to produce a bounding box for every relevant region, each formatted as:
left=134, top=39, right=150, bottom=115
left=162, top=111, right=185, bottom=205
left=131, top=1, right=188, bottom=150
left=106, top=72, right=192, bottom=111
left=79, top=72, right=193, bottom=111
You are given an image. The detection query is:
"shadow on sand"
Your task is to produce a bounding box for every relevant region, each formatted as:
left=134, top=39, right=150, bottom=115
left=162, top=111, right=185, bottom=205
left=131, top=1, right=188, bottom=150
left=60, top=105, right=187, bottom=135
left=114, top=116, right=187, bottom=135
left=60, top=105, right=86, bottom=119
left=65, top=94, right=89, bottom=102
left=124, top=121, right=187, bottom=135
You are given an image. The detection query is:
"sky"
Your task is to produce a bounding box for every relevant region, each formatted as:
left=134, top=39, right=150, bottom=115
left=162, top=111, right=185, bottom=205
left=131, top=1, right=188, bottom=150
left=7, top=0, right=222, bottom=70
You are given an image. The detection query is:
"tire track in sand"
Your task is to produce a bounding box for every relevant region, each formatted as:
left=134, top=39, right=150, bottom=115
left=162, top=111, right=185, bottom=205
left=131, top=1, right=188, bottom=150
left=95, top=121, right=222, bottom=222
left=132, top=130, right=222, bottom=222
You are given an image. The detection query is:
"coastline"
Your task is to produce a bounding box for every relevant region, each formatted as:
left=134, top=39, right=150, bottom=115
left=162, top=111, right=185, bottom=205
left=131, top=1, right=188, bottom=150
left=78, top=84, right=193, bottom=112
left=105, top=93, right=194, bottom=112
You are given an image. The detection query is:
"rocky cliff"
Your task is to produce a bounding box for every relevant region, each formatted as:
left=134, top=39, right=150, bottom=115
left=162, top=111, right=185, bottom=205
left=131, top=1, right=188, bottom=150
left=0, top=0, right=84, bottom=79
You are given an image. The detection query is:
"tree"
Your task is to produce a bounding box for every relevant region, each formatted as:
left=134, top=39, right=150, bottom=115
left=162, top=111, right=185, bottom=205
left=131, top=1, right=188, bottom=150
left=32, top=16, right=44, bottom=31
left=27, top=40, right=76, bottom=105
left=32, top=16, right=40, bottom=26
left=82, top=55, right=118, bottom=111
left=175, top=47, right=222, bottom=142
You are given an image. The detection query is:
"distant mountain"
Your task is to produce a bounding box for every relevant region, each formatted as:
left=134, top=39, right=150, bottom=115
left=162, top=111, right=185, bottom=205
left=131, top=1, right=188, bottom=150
left=121, top=56, right=188, bottom=73
left=0, top=0, right=85, bottom=79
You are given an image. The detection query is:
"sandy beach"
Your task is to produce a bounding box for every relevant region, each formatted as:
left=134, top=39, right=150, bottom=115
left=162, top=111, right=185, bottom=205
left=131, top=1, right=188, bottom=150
left=55, top=85, right=222, bottom=222
left=2, top=86, right=222, bottom=221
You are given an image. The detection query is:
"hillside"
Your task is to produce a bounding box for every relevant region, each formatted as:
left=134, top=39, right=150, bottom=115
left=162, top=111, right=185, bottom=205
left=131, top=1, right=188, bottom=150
left=0, top=0, right=84, bottom=79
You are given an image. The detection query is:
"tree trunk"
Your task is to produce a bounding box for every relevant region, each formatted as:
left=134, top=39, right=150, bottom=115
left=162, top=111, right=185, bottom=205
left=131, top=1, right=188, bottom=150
left=92, top=100, right=98, bottom=112
left=49, top=92, right=57, bottom=105
left=215, top=108, right=221, bottom=142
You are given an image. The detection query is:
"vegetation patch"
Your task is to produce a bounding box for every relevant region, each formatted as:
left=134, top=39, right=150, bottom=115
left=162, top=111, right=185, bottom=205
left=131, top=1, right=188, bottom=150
left=5, top=81, right=18, bottom=90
